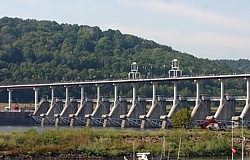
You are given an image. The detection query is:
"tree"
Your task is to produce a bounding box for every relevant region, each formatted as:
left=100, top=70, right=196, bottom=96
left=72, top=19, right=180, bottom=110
left=0, top=17, right=248, bottom=102
left=171, top=108, right=194, bottom=129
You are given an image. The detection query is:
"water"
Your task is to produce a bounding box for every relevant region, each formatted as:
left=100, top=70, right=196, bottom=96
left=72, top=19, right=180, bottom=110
left=182, top=157, right=250, bottom=160
left=0, top=125, right=154, bottom=132
left=0, top=125, right=81, bottom=132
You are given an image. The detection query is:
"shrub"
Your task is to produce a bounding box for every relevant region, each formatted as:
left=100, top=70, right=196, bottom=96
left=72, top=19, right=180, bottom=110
left=0, top=138, right=7, bottom=150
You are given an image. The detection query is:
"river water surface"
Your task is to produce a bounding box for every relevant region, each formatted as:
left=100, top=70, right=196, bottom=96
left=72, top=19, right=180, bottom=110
left=0, top=125, right=78, bottom=132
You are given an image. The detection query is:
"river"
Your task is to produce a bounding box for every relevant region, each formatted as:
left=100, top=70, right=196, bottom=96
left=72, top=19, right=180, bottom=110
left=183, top=158, right=250, bottom=160
left=0, top=125, right=79, bottom=132
left=181, top=157, right=250, bottom=160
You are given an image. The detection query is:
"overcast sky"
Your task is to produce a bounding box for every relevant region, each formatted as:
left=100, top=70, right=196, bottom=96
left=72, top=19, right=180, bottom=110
left=1, top=0, right=250, bottom=60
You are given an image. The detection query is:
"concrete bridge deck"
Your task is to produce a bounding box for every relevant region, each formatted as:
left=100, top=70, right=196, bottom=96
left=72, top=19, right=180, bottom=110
left=0, top=73, right=250, bottom=129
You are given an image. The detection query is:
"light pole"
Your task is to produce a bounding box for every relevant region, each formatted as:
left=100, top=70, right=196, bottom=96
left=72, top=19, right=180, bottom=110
left=231, top=120, right=235, bottom=160
left=163, top=65, right=166, bottom=77
left=242, top=118, right=245, bottom=160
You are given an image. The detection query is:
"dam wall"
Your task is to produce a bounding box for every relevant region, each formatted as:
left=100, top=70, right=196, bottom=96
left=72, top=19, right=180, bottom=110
left=0, top=110, right=33, bottom=125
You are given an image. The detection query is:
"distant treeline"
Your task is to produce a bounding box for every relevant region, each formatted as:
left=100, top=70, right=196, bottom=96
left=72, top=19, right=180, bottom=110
left=0, top=17, right=249, bottom=102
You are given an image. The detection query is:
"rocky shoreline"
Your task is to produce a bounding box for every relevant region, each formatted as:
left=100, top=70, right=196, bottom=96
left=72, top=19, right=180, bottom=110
left=0, top=153, right=122, bottom=160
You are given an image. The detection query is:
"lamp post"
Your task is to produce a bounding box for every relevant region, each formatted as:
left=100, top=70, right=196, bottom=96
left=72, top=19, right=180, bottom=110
left=232, top=120, right=234, bottom=160
left=242, top=118, right=245, bottom=160
left=163, top=65, right=166, bottom=78
left=213, top=68, right=216, bottom=76
left=190, top=70, right=192, bottom=76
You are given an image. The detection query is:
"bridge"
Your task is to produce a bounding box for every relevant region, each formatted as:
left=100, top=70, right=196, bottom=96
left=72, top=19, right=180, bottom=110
left=0, top=60, right=249, bottom=129
left=0, top=73, right=249, bottom=89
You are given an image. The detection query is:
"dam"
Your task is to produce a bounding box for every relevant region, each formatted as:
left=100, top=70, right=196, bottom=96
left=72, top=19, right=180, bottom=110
left=0, top=60, right=250, bottom=129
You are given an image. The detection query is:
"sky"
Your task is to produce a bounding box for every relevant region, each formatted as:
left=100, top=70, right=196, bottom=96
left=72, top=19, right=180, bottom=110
left=1, top=0, right=250, bottom=60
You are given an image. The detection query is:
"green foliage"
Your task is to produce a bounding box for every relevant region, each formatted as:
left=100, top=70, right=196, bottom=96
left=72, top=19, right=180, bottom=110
left=0, top=17, right=249, bottom=102
left=14, top=134, right=26, bottom=147
left=172, top=108, right=194, bottom=128
left=41, top=130, right=60, bottom=145
left=0, top=137, right=7, bottom=150
left=0, top=128, right=248, bottom=158
left=204, top=138, right=230, bottom=155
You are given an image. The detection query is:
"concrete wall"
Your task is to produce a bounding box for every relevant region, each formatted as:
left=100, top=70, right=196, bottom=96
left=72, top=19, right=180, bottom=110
left=103, top=99, right=128, bottom=127
left=110, top=100, right=128, bottom=118
left=150, top=100, right=166, bottom=119
left=32, top=101, right=50, bottom=116
left=160, top=99, right=187, bottom=129
left=70, top=100, right=93, bottom=126
left=141, top=99, right=166, bottom=128
left=0, top=111, right=33, bottom=125
left=217, top=99, right=236, bottom=121
left=121, top=99, right=146, bottom=128
left=55, top=101, right=79, bottom=126
left=168, top=99, right=187, bottom=116
left=41, top=101, right=64, bottom=126
left=130, top=100, right=146, bottom=118
left=86, top=99, right=110, bottom=126
left=31, top=100, right=50, bottom=124
left=1, top=97, right=240, bottom=129
left=193, top=100, right=211, bottom=120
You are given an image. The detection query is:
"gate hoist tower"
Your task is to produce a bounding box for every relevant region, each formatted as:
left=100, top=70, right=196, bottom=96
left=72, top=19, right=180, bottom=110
left=168, top=59, right=182, bottom=78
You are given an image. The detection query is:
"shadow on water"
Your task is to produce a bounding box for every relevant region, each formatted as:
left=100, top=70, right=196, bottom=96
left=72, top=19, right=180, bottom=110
left=0, top=125, right=82, bottom=132
left=0, top=125, right=156, bottom=132
left=180, top=157, right=250, bottom=160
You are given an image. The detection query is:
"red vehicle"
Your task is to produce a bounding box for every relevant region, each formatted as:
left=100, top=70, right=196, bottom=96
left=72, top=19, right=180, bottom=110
left=199, top=119, right=226, bottom=130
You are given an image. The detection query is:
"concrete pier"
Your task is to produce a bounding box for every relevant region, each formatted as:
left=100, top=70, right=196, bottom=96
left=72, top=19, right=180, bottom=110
left=191, top=80, right=212, bottom=121
left=213, top=79, right=225, bottom=119
left=140, top=97, right=166, bottom=128
left=31, top=99, right=50, bottom=124
left=191, top=80, right=200, bottom=118
left=160, top=97, right=187, bottom=129
left=120, top=98, right=146, bottom=128
left=103, top=97, right=128, bottom=127
left=85, top=98, right=110, bottom=126
left=33, top=87, right=39, bottom=111
left=140, top=82, right=167, bottom=128
left=160, top=81, right=187, bottom=129
left=206, top=80, right=236, bottom=121
left=192, top=95, right=211, bottom=121
left=7, top=89, right=12, bottom=110
left=239, top=78, right=250, bottom=122
left=102, top=83, right=127, bottom=127
left=217, top=97, right=236, bottom=121
left=54, top=99, right=79, bottom=126
left=69, top=99, right=93, bottom=126
left=40, top=99, right=64, bottom=126
left=120, top=83, right=146, bottom=128
left=167, top=82, right=186, bottom=118
left=232, top=78, right=250, bottom=127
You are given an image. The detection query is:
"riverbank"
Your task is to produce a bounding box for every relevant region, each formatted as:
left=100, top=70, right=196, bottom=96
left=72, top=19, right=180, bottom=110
left=0, top=127, right=249, bottom=159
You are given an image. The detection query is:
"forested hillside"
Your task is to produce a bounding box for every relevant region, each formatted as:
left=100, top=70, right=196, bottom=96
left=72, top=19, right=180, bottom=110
left=0, top=17, right=249, bottom=102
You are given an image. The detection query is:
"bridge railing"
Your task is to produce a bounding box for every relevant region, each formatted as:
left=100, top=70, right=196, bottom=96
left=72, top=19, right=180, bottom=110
left=0, top=80, right=55, bottom=86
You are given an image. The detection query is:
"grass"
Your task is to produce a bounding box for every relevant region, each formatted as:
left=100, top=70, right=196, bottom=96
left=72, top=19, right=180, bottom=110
left=0, top=127, right=249, bottom=158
